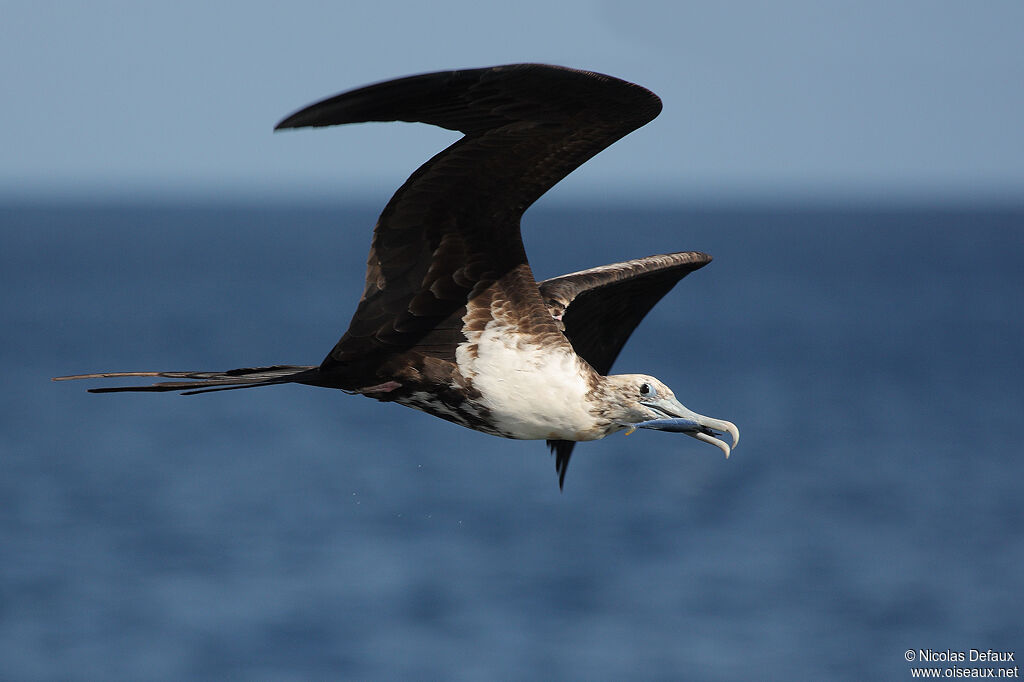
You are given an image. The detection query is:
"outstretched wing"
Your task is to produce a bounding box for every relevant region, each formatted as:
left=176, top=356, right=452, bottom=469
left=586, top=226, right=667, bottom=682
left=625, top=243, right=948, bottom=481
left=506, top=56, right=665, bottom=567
left=541, top=252, right=712, bottom=487
left=539, top=252, right=711, bottom=375
left=275, top=64, right=663, bottom=389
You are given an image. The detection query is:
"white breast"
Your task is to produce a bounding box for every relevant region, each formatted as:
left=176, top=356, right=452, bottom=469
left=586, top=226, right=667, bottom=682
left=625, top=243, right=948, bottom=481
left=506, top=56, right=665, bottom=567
left=455, top=320, right=602, bottom=441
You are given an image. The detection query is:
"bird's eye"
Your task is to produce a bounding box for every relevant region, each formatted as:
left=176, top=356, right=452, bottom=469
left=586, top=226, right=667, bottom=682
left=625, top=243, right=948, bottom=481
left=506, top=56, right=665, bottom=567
left=639, top=382, right=653, bottom=397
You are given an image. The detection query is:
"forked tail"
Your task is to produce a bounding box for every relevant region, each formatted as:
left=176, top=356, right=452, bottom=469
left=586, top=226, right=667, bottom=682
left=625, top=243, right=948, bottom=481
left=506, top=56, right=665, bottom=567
left=53, top=365, right=319, bottom=395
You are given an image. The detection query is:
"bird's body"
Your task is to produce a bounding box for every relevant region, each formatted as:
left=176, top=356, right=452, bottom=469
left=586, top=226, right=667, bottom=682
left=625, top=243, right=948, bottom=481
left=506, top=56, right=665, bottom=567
left=55, top=64, right=738, bottom=487
left=440, top=319, right=597, bottom=441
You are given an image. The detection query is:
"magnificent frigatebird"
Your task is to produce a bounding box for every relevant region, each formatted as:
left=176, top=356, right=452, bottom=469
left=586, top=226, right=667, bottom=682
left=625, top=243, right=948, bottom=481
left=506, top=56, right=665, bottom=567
left=55, top=64, right=738, bottom=488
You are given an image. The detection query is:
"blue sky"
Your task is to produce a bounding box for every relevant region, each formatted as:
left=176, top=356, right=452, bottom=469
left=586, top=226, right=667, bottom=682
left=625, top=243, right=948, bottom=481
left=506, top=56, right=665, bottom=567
left=3, top=0, right=1022, bottom=203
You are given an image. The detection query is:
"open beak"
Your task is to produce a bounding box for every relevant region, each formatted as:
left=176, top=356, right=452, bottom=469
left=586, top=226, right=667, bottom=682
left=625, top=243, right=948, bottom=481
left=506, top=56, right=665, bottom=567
left=627, top=397, right=739, bottom=458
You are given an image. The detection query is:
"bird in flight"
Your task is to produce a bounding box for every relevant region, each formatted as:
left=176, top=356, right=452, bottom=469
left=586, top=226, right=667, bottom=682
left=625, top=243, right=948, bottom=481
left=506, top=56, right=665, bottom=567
left=55, top=64, right=738, bottom=488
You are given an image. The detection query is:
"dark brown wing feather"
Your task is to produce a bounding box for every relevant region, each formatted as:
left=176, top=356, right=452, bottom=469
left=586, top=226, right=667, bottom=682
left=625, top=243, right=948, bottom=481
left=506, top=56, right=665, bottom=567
left=275, top=64, right=663, bottom=390
left=539, top=252, right=711, bottom=375
left=541, top=252, right=712, bottom=486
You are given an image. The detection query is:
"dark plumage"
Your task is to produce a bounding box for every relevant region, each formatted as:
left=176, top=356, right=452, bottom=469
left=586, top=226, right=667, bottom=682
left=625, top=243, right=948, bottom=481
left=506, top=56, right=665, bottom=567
left=55, top=64, right=738, bottom=488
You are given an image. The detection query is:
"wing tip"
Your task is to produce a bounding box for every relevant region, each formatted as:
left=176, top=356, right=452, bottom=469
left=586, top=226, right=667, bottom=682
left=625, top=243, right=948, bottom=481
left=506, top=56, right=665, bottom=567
left=273, top=113, right=306, bottom=131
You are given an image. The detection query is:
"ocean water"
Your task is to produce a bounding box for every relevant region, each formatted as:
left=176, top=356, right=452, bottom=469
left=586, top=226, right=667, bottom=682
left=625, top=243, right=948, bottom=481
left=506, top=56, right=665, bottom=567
left=2, top=202, right=1022, bottom=680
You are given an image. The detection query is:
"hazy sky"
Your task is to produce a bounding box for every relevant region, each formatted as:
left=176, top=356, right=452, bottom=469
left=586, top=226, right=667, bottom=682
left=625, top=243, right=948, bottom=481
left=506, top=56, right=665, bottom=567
left=3, top=0, right=1022, bottom=203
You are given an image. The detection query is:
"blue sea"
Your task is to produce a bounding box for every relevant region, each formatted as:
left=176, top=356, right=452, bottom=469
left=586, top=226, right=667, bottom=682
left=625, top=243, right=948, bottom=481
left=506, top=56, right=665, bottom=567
left=2, top=202, right=1022, bottom=680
